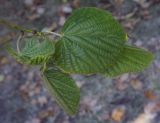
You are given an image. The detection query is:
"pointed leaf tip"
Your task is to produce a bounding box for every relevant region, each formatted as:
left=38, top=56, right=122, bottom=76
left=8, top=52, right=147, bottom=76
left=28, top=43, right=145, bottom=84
left=104, top=45, right=153, bottom=77
left=42, top=67, right=80, bottom=115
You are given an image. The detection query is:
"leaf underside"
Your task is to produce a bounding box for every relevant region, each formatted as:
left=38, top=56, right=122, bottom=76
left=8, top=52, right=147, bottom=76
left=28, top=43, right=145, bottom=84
left=54, top=7, right=127, bottom=74
left=42, top=67, right=80, bottom=115
left=104, top=45, right=153, bottom=77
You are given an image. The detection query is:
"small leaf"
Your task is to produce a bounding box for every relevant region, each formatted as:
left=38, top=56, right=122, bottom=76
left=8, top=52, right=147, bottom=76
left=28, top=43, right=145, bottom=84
left=42, top=66, right=80, bottom=115
left=104, top=45, right=153, bottom=77
left=7, top=37, right=55, bottom=65
left=144, top=89, right=157, bottom=101
left=54, top=7, right=127, bottom=74
left=20, top=37, right=55, bottom=65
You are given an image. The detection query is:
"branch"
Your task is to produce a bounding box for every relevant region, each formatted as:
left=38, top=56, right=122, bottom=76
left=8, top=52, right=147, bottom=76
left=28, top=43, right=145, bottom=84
left=0, top=19, right=62, bottom=37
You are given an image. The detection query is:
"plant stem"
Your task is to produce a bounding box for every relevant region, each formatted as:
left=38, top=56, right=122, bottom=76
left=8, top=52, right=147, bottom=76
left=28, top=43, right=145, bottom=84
left=0, top=19, right=33, bottom=33
left=16, top=33, right=23, bottom=53
left=0, top=19, right=62, bottom=37
left=43, top=31, right=62, bottom=37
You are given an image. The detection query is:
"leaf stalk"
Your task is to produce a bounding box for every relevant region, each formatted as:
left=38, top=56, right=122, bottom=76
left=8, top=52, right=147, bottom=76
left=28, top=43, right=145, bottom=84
left=0, top=19, right=62, bottom=37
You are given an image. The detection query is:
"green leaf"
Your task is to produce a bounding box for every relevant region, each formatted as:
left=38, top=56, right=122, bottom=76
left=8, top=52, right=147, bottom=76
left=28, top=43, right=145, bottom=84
left=7, top=37, right=55, bottom=65
left=54, top=7, right=127, bottom=74
left=104, top=45, right=153, bottom=77
left=42, top=66, right=80, bottom=115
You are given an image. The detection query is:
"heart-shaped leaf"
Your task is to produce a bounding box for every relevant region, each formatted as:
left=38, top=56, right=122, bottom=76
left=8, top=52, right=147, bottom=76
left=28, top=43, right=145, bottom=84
left=104, top=45, right=153, bottom=77
left=42, top=66, right=80, bottom=115
left=54, top=7, right=127, bottom=74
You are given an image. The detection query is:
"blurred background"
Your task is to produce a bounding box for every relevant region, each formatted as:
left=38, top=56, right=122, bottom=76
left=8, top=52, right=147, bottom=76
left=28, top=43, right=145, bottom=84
left=0, top=0, right=160, bottom=123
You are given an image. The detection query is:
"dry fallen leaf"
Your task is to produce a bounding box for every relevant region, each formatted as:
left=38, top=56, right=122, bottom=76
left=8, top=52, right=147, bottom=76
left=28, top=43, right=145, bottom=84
left=130, top=113, right=155, bottom=123
left=0, top=57, right=8, bottom=65
left=130, top=103, right=157, bottom=123
left=38, top=110, right=54, bottom=119
left=144, top=90, right=157, bottom=101
left=72, top=0, right=80, bottom=8
left=110, top=0, right=125, bottom=7
left=122, top=18, right=140, bottom=30
left=111, top=106, right=126, bottom=122
left=133, top=0, right=151, bottom=8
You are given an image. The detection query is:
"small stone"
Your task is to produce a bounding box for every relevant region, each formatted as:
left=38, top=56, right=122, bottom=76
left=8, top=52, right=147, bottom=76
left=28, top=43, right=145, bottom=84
left=0, top=57, right=8, bottom=65
left=34, top=86, right=41, bottom=95
left=59, top=16, right=66, bottom=26
left=28, top=71, right=34, bottom=80
left=28, top=91, right=35, bottom=97
left=76, top=80, right=85, bottom=88
left=38, top=96, right=48, bottom=106
left=62, top=121, right=70, bottom=123
left=130, top=103, right=157, bottom=123
left=37, top=7, right=45, bottom=15
left=116, top=74, right=129, bottom=90
left=24, top=0, right=33, bottom=6
left=98, top=112, right=110, bottom=121
left=130, top=79, right=143, bottom=90
left=119, top=74, right=129, bottom=82
left=38, top=110, right=54, bottom=119
left=30, top=118, right=41, bottom=123
left=0, top=74, right=4, bottom=82
left=20, top=84, right=27, bottom=91
left=62, top=5, right=72, bottom=14
left=29, top=83, right=36, bottom=90
left=135, top=40, right=143, bottom=47
left=31, top=99, right=37, bottom=105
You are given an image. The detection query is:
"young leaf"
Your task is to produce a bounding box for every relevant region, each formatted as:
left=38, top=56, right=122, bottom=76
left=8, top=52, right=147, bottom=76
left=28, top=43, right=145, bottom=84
left=42, top=66, right=80, bottom=115
left=7, top=37, right=55, bottom=65
left=54, top=7, right=127, bottom=74
left=104, top=45, right=153, bottom=77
